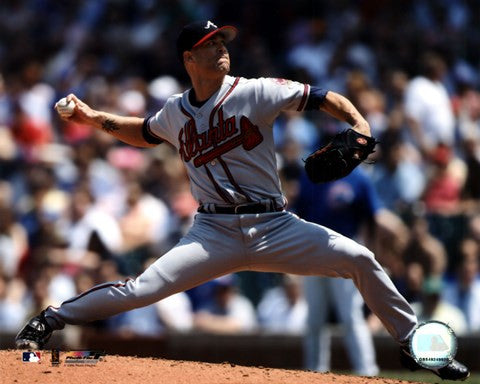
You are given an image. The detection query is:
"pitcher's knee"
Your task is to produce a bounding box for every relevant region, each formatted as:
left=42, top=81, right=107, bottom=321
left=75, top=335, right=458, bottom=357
left=133, top=268, right=177, bottom=304
left=121, top=277, right=164, bottom=308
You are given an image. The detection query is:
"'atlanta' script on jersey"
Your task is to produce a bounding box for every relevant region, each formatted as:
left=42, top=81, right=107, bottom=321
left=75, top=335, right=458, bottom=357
left=179, top=106, right=263, bottom=167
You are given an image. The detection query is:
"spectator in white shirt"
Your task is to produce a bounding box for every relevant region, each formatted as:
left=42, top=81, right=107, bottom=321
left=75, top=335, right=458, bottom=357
left=404, top=52, right=455, bottom=156
left=257, top=274, right=307, bottom=334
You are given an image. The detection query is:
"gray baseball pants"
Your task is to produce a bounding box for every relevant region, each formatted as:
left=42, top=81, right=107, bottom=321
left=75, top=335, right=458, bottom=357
left=45, top=211, right=417, bottom=343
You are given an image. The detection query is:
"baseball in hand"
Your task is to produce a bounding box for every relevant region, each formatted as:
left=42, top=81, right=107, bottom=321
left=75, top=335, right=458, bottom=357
left=55, top=97, right=76, bottom=118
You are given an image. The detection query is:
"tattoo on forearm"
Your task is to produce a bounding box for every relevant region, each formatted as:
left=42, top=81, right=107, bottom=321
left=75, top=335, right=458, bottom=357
left=102, top=119, right=119, bottom=133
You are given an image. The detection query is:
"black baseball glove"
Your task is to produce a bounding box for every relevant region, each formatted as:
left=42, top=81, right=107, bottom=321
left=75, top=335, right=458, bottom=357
left=304, top=128, right=378, bottom=183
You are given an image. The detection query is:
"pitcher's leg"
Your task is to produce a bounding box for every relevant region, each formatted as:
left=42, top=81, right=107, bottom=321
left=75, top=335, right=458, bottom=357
left=346, top=247, right=417, bottom=343
left=45, top=237, right=243, bottom=330
left=250, top=212, right=417, bottom=343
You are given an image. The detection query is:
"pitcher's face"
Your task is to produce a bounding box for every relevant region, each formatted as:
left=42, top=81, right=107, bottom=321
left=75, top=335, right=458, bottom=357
left=187, top=35, right=230, bottom=76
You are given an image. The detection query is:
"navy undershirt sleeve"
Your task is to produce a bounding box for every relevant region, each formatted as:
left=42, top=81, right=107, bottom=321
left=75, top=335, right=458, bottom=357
left=142, top=116, right=164, bottom=145
left=304, top=87, right=329, bottom=111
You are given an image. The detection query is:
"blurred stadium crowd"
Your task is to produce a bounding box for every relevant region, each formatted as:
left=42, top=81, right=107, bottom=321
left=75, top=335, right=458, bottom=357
left=1, top=0, right=480, bottom=351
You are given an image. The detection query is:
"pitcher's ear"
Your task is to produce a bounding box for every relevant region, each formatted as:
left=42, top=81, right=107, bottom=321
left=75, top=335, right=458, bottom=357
left=184, top=51, right=194, bottom=63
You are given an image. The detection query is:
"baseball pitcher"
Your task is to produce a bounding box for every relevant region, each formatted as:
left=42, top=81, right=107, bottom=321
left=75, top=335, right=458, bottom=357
left=16, top=20, right=469, bottom=381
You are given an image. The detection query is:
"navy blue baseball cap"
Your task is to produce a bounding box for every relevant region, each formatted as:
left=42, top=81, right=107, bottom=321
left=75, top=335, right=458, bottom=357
left=176, top=20, right=238, bottom=61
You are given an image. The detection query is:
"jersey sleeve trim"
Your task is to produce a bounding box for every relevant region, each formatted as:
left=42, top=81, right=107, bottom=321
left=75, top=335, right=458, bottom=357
left=296, top=83, right=310, bottom=112
left=304, top=87, right=329, bottom=111
left=142, top=116, right=164, bottom=145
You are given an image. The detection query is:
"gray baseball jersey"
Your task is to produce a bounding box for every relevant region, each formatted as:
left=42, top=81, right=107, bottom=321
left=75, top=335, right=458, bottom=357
left=147, top=75, right=308, bottom=207
left=44, top=75, right=417, bottom=345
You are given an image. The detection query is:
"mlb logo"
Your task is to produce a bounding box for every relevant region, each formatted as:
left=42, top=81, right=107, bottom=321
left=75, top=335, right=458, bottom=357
left=417, top=334, right=449, bottom=352
left=22, top=351, right=41, bottom=363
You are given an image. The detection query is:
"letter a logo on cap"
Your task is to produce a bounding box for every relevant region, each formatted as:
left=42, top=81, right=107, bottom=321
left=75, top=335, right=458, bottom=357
left=205, top=20, right=218, bottom=29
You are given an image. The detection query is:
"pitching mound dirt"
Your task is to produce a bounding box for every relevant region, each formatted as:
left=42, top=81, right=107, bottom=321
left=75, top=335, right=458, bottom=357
left=0, top=349, right=421, bottom=384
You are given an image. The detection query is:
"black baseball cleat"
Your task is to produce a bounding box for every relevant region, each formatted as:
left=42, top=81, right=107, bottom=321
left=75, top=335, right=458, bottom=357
left=400, top=346, right=470, bottom=381
left=15, top=311, right=53, bottom=350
